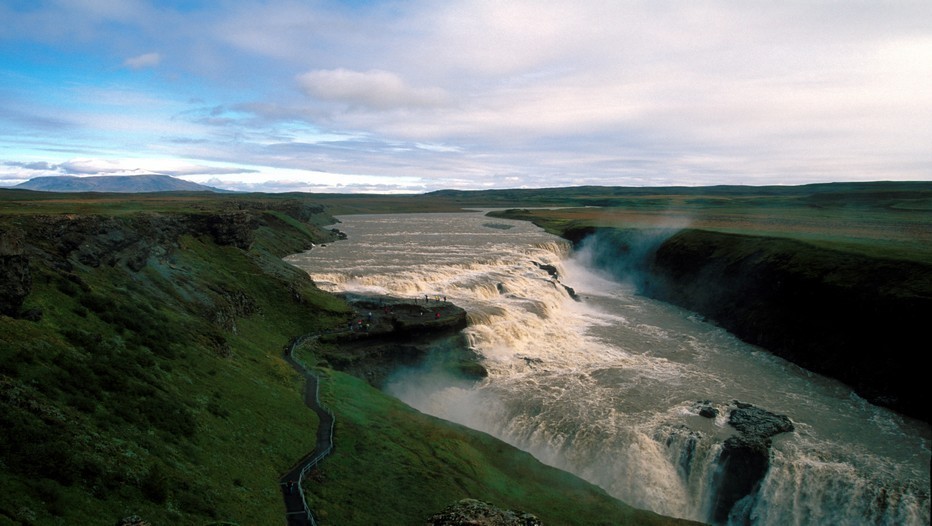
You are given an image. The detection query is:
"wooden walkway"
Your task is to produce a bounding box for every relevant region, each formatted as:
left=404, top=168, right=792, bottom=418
left=279, top=337, right=335, bottom=526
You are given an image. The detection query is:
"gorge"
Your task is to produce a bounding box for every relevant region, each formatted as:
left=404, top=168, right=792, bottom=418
left=0, top=191, right=693, bottom=525
left=288, top=210, right=931, bottom=526
left=2, top=185, right=929, bottom=525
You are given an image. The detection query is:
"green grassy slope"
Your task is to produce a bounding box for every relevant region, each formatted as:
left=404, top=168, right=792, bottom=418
left=1, top=202, right=349, bottom=525
left=0, top=191, right=697, bottom=526
left=306, top=370, right=692, bottom=526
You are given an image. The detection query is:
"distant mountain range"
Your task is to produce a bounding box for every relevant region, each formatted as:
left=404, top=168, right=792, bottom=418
left=15, top=174, right=226, bottom=193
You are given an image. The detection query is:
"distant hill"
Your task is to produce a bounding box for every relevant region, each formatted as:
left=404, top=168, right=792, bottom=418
left=15, top=174, right=226, bottom=193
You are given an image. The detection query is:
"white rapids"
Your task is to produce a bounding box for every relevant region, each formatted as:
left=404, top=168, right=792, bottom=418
left=286, top=211, right=931, bottom=526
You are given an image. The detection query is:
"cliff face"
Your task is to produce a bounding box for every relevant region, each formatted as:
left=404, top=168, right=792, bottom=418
left=0, top=228, right=30, bottom=316
left=574, top=227, right=930, bottom=422
left=314, top=294, right=480, bottom=387
left=0, top=210, right=266, bottom=323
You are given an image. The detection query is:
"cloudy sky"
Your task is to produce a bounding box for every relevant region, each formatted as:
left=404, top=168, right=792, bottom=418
left=1, top=1, right=930, bottom=193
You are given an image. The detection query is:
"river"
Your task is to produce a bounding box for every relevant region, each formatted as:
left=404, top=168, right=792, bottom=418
left=285, top=211, right=930, bottom=526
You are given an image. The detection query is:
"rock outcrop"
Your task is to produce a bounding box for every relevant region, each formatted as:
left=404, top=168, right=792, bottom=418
left=315, top=294, right=481, bottom=386
left=0, top=227, right=31, bottom=316
left=532, top=261, right=580, bottom=301
left=15, top=200, right=335, bottom=275
left=114, top=515, right=151, bottom=526
left=427, top=499, right=542, bottom=526
left=711, top=402, right=794, bottom=524
left=329, top=294, right=469, bottom=339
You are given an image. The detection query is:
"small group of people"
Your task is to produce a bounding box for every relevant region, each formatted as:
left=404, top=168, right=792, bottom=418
left=417, top=294, right=447, bottom=303
left=347, top=317, right=370, bottom=332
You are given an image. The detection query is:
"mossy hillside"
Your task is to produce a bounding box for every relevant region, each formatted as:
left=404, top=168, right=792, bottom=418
left=1, top=195, right=694, bottom=526
left=1, top=206, right=349, bottom=525
left=304, top=369, right=697, bottom=526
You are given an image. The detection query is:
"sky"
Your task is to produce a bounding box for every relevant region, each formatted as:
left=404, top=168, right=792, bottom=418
left=1, top=1, right=930, bottom=193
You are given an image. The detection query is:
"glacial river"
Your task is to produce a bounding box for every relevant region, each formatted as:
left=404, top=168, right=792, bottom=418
left=286, top=211, right=930, bottom=526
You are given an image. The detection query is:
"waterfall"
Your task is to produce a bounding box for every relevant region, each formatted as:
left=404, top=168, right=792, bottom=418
left=287, top=212, right=931, bottom=526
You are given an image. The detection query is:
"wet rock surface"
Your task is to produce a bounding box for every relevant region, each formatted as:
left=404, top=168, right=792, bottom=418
left=316, top=294, right=482, bottom=387
left=711, top=402, right=794, bottom=524
left=728, top=402, right=794, bottom=443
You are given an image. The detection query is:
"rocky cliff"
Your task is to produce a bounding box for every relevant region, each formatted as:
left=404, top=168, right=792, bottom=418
left=570, top=226, right=931, bottom=423
left=313, top=294, right=482, bottom=387
left=0, top=199, right=335, bottom=313
left=710, top=402, right=794, bottom=523
left=0, top=227, right=30, bottom=317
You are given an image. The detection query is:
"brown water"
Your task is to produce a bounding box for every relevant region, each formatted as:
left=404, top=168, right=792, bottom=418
left=287, top=211, right=931, bottom=525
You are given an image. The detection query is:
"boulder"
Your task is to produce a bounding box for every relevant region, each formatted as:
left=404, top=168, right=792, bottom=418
left=427, top=499, right=542, bottom=526
left=710, top=402, right=794, bottom=524
left=115, top=515, right=151, bottom=526
left=695, top=400, right=718, bottom=419
left=533, top=261, right=560, bottom=280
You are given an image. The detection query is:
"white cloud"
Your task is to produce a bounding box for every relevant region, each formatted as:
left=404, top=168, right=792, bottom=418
left=1, top=157, right=256, bottom=178
left=2, top=0, right=931, bottom=190
left=123, top=52, right=162, bottom=69
left=211, top=2, right=330, bottom=58
left=297, top=69, right=447, bottom=110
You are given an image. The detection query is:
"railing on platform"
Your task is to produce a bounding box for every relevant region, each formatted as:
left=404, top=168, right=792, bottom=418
left=284, top=335, right=337, bottom=526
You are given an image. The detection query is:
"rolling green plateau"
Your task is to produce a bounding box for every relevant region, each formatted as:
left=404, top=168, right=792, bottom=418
left=0, top=189, right=696, bottom=526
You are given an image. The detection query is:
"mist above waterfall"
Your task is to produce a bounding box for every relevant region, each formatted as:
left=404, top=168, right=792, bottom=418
left=570, top=227, right=681, bottom=291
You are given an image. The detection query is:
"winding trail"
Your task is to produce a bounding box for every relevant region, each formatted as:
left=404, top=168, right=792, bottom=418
left=279, top=336, right=334, bottom=526
left=276, top=295, right=468, bottom=525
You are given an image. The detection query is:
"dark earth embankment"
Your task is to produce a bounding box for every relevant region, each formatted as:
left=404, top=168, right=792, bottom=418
left=567, top=225, right=931, bottom=423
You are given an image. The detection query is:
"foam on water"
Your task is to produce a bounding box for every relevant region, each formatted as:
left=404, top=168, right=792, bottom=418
left=286, top=212, right=931, bottom=525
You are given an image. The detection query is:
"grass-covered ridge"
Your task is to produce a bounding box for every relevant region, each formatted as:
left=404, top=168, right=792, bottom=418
left=0, top=190, right=697, bottom=525
left=1, top=195, right=350, bottom=525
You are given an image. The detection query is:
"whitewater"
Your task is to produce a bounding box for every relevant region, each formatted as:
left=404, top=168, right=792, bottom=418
left=286, top=212, right=930, bottom=526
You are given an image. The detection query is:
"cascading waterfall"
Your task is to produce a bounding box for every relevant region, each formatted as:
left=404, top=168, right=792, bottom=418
left=286, top=212, right=931, bottom=525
